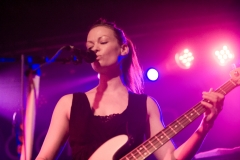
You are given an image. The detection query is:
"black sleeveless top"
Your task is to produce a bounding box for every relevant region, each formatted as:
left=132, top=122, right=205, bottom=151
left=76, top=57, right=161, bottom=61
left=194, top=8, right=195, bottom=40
left=69, top=92, right=148, bottom=160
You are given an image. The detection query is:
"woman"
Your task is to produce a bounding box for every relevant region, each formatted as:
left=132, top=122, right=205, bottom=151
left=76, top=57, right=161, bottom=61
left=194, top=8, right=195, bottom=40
left=36, top=19, right=224, bottom=160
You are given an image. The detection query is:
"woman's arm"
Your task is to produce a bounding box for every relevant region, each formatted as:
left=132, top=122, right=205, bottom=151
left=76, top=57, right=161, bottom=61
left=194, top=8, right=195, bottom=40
left=146, top=96, right=176, bottom=160
left=173, top=89, right=224, bottom=159
left=146, top=89, right=224, bottom=160
left=35, top=94, right=72, bottom=160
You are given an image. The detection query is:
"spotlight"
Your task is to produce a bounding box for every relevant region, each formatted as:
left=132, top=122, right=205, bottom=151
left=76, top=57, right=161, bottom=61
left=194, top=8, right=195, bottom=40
left=146, top=68, right=159, bottom=81
left=175, top=49, right=194, bottom=69
left=214, top=45, right=234, bottom=66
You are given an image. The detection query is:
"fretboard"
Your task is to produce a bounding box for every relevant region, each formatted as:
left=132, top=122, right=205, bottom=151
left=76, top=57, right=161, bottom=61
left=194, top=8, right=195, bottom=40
left=120, top=79, right=238, bottom=160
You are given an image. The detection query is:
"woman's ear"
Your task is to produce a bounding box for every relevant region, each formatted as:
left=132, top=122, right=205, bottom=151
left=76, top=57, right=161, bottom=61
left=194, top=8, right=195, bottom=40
left=120, top=44, right=129, bottom=56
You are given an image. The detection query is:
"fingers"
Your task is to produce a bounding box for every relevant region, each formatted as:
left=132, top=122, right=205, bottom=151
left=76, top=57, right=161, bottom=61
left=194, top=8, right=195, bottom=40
left=201, top=88, right=225, bottom=123
left=202, top=88, right=224, bottom=108
left=201, top=100, right=217, bottom=121
left=202, top=88, right=224, bottom=103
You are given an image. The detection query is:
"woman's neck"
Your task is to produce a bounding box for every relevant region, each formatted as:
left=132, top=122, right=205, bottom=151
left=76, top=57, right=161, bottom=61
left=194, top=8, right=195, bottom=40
left=96, top=73, right=127, bottom=94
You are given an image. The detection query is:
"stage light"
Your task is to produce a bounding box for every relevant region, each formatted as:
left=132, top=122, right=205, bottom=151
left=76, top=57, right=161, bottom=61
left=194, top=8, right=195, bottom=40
left=146, top=68, right=159, bottom=81
left=175, top=49, right=194, bottom=69
left=214, top=46, right=234, bottom=66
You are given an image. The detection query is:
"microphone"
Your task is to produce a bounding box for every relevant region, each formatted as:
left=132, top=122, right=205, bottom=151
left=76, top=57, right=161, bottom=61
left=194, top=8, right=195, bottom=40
left=0, top=45, right=97, bottom=64
left=65, top=45, right=96, bottom=63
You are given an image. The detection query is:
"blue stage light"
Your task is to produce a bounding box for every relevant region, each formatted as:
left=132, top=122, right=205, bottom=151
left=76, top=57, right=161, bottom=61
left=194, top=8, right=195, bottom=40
left=146, top=68, right=159, bottom=81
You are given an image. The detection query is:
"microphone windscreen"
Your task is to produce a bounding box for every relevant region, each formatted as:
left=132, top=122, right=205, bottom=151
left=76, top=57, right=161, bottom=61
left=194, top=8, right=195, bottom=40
left=84, top=50, right=96, bottom=63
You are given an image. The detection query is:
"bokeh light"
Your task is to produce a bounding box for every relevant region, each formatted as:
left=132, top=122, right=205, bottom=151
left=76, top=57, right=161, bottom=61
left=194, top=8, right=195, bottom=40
left=175, top=49, right=194, bottom=69
left=214, top=45, right=234, bottom=66
left=146, top=68, right=159, bottom=81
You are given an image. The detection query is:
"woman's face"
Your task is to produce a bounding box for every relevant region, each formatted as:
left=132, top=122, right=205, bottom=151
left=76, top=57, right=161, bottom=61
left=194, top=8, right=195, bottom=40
left=86, top=26, right=125, bottom=73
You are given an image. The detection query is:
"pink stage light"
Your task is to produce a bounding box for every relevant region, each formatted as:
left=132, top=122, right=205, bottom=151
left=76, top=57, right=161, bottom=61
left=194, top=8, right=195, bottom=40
left=175, top=49, right=194, bottom=69
left=214, top=46, right=234, bottom=66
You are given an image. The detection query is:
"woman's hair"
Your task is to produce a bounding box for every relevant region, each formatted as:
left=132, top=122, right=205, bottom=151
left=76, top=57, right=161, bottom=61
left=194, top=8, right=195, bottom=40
left=90, top=18, right=144, bottom=94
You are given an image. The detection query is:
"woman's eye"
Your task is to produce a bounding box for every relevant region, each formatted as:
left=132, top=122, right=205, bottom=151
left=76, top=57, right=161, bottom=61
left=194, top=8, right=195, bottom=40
left=87, top=47, right=93, bottom=50
left=100, top=42, right=107, bottom=44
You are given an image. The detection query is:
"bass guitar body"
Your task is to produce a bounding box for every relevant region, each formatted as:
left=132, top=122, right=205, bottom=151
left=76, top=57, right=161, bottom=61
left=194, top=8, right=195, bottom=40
left=89, top=135, right=128, bottom=160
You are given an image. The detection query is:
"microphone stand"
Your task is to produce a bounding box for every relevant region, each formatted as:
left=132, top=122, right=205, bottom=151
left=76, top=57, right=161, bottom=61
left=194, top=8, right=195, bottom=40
left=1, top=45, right=96, bottom=160
left=20, top=54, right=40, bottom=160
left=19, top=46, right=67, bottom=160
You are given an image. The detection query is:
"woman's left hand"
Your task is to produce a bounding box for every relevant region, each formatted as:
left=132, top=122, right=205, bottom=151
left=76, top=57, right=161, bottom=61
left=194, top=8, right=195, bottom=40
left=200, top=88, right=225, bottom=128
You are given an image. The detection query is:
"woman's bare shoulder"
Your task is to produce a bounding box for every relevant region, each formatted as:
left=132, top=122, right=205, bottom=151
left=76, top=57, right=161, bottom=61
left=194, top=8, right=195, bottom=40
left=55, top=94, right=73, bottom=120
left=146, top=96, right=161, bottom=115
left=59, top=94, right=73, bottom=102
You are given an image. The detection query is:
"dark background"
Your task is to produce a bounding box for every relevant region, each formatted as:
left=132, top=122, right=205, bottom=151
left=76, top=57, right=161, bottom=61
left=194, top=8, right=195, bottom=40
left=1, top=1, right=240, bottom=159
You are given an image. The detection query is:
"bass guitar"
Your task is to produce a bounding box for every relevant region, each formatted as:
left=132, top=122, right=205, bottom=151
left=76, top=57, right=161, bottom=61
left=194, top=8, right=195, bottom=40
left=90, top=67, right=240, bottom=160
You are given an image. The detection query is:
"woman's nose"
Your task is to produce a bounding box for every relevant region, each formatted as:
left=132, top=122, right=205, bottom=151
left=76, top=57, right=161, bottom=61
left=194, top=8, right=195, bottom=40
left=91, top=45, right=99, bottom=52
